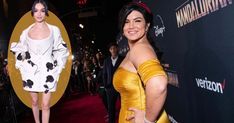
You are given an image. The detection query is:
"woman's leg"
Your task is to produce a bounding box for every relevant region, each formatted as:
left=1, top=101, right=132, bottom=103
left=41, top=92, right=51, bottom=123
left=29, top=92, right=40, bottom=123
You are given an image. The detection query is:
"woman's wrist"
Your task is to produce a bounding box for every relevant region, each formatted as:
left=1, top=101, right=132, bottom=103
left=144, top=115, right=155, bottom=123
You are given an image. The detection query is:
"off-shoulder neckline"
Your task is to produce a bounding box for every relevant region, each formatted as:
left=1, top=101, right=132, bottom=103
left=118, top=58, right=159, bottom=74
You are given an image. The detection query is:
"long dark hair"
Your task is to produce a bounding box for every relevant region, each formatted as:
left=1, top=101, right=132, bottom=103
left=118, top=2, right=153, bottom=34
left=118, top=2, right=160, bottom=53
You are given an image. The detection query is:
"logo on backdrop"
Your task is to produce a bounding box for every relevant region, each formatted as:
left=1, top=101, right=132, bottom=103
left=168, top=114, right=179, bottom=123
left=163, top=63, right=180, bottom=87
left=166, top=70, right=179, bottom=88
left=153, top=14, right=165, bottom=37
left=175, top=0, right=233, bottom=28
left=195, top=77, right=226, bottom=94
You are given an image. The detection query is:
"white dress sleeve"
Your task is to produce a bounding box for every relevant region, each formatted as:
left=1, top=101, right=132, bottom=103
left=10, top=30, right=28, bottom=70
left=52, top=26, right=69, bottom=75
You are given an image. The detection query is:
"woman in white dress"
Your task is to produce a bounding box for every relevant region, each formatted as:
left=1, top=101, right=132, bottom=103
left=10, top=0, right=69, bottom=123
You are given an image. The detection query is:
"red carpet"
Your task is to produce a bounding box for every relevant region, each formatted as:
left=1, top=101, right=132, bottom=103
left=18, top=92, right=120, bottom=123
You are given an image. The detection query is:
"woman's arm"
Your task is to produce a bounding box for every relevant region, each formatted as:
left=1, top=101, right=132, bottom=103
left=52, top=26, right=69, bottom=74
left=10, top=30, right=28, bottom=69
left=128, top=43, right=168, bottom=123
left=145, top=75, right=167, bottom=122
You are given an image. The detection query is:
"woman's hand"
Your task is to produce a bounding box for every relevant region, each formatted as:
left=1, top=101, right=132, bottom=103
left=127, top=107, right=145, bottom=123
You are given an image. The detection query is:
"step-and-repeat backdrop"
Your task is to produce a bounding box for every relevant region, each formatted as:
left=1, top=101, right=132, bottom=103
left=117, top=0, right=234, bottom=122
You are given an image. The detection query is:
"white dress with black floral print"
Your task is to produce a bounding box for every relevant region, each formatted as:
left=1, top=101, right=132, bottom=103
left=10, top=23, right=69, bottom=93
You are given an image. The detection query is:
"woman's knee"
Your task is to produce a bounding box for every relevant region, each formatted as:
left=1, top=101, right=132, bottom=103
left=41, top=103, right=50, bottom=110
left=31, top=98, right=38, bottom=107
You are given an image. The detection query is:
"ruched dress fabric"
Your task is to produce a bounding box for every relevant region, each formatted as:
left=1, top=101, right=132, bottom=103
left=10, top=23, right=69, bottom=93
left=113, top=59, right=169, bottom=123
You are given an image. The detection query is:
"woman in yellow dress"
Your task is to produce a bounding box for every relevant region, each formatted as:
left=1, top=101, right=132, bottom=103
left=113, top=2, right=169, bottom=123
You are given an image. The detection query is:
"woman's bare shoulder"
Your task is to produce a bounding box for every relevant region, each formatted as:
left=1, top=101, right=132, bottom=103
left=129, top=43, right=158, bottom=68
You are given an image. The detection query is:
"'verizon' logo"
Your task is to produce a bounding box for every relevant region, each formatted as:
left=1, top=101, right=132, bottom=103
left=195, top=77, right=225, bottom=94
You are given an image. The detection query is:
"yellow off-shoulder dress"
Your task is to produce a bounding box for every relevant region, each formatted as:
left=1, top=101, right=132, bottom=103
left=113, top=59, right=170, bottom=123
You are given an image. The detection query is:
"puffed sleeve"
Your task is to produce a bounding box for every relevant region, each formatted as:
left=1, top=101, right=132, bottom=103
left=137, top=59, right=167, bottom=86
left=10, top=30, right=28, bottom=70
left=52, top=26, right=69, bottom=74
